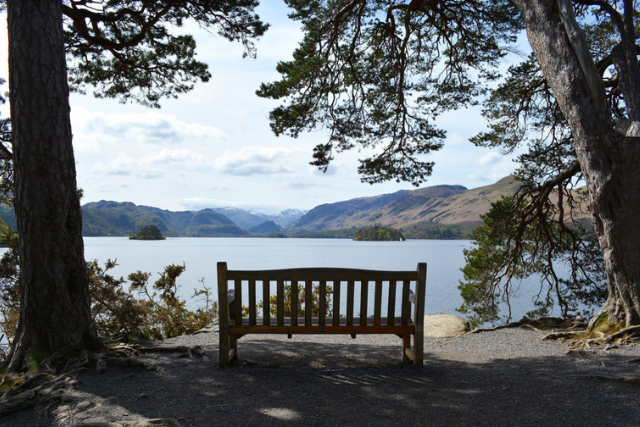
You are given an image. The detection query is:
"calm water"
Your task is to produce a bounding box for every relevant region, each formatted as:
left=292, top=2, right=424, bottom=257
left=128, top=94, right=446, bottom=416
left=82, top=237, right=550, bottom=321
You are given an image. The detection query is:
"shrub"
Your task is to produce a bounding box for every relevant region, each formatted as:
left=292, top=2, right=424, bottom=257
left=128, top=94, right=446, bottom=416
left=251, top=283, right=334, bottom=318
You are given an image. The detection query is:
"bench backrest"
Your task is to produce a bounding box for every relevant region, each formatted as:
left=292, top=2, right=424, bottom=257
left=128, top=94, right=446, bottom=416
left=217, top=262, right=426, bottom=329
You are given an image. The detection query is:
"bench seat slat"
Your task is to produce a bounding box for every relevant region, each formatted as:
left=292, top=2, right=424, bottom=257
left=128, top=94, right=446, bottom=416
left=229, top=318, right=415, bottom=335
left=229, top=316, right=414, bottom=328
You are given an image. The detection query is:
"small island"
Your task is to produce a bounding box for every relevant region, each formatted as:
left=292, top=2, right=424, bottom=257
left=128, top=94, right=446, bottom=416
left=129, top=225, right=166, bottom=240
left=353, top=226, right=405, bottom=241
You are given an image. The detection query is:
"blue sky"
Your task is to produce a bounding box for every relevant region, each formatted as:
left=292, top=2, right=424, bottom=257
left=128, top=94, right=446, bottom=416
left=0, top=3, right=522, bottom=214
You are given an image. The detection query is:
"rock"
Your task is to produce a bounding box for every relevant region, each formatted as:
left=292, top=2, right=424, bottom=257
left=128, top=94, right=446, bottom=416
left=424, top=314, right=470, bottom=338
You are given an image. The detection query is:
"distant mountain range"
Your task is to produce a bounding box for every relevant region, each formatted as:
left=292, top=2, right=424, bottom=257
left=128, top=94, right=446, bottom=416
left=0, top=176, right=526, bottom=239
left=211, top=207, right=307, bottom=228
left=286, top=176, right=522, bottom=238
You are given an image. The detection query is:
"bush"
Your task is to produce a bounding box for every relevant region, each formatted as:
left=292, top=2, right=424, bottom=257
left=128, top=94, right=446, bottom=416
left=128, top=264, right=218, bottom=339
left=0, top=231, right=19, bottom=361
left=252, top=283, right=333, bottom=318
left=0, top=245, right=218, bottom=364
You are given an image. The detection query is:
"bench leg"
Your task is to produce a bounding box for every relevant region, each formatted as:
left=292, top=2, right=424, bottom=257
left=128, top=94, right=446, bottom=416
left=401, top=334, right=411, bottom=364
left=230, top=334, right=238, bottom=362
left=414, top=330, right=424, bottom=368
left=219, top=327, right=229, bottom=367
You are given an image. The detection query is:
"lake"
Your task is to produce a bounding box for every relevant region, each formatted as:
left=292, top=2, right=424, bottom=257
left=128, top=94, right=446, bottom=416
left=82, top=237, right=550, bottom=322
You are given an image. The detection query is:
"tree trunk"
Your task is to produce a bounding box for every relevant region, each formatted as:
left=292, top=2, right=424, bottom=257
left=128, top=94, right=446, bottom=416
left=511, top=0, right=640, bottom=327
left=6, top=0, right=103, bottom=371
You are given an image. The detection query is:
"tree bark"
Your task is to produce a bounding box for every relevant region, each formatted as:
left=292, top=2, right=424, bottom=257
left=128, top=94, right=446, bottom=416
left=511, top=0, right=640, bottom=326
left=6, top=0, right=103, bottom=371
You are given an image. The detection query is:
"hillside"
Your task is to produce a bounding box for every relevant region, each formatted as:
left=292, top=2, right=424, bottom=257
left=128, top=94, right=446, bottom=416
left=212, top=207, right=306, bottom=228
left=0, top=176, right=554, bottom=240
left=287, top=176, right=522, bottom=234
left=82, top=201, right=249, bottom=237
left=287, top=190, right=411, bottom=232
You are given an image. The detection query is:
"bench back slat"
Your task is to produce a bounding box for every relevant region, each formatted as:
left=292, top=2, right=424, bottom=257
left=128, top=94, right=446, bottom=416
left=277, top=280, right=285, bottom=327
left=387, top=280, right=396, bottom=326
left=346, top=280, right=355, bottom=326
left=249, top=279, right=257, bottom=326
left=359, top=281, right=368, bottom=326
left=319, top=280, right=327, bottom=327
left=374, top=280, right=383, bottom=326
left=291, top=281, right=299, bottom=327
left=332, top=281, right=341, bottom=326
left=401, top=281, right=411, bottom=326
left=234, top=279, right=242, bottom=326
left=262, top=280, right=270, bottom=326
left=305, top=281, right=313, bottom=326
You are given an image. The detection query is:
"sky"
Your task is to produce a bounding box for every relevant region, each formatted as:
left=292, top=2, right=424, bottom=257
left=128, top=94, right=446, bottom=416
left=0, top=3, right=523, bottom=215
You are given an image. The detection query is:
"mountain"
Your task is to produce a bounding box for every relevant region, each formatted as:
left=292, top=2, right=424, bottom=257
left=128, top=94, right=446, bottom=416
left=82, top=201, right=249, bottom=237
left=286, top=176, right=522, bottom=234
left=211, top=207, right=306, bottom=228
left=0, top=176, right=535, bottom=240
left=287, top=190, right=411, bottom=232
left=248, top=220, right=282, bottom=235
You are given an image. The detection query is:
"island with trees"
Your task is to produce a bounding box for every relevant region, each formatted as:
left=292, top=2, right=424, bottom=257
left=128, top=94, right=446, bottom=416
left=353, top=226, right=404, bottom=242
left=129, top=225, right=166, bottom=240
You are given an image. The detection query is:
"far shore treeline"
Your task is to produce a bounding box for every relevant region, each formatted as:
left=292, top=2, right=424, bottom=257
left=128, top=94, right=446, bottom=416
left=0, top=175, right=590, bottom=241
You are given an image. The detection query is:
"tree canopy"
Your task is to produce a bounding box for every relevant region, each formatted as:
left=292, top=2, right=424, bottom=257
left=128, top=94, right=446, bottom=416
left=62, top=0, right=268, bottom=107
left=258, top=1, right=524, bottom=185
left=129, top=225, right=166, bottom=240
left=261, top=1, right=640, bottom=328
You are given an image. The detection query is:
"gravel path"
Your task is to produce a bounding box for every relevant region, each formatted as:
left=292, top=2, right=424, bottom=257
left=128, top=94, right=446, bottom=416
left=2, top=328, right=639, bottom=426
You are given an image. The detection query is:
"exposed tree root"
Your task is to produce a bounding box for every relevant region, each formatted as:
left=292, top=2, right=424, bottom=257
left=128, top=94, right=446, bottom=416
left=544, top=322, right=640, bottom=351
left=469, top=316, right=586, bottom=335
left=0, top=341, right=205, bottom=416
left=468, top=317, right=640, bottom=351
left=588, top=374, right=640, bottom=384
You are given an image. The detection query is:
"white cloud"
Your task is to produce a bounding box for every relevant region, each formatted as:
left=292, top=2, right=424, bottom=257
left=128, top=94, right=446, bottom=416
left=71, top=106, right=228, bottom=151
left=213, top=146, right=302, bottom=176
left=93, top=153, right=138, bottom=176
left=445, top=132, right=467, bottom=146
left=92, top=148, right=216, bottom=180
left=148, top=148, right=212, bottom=166
left=476, top=152, right=503, bottom=166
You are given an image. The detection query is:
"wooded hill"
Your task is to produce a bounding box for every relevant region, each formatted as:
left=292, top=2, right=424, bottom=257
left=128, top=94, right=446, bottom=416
left=81, top=201, right=249, bottom=237
left=286, top=176, right=523, bottom=238
left=0, top=176, right=548, bottom=239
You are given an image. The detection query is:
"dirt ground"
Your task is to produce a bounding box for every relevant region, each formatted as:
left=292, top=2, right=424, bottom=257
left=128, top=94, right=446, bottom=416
left=2, top=328, right=639, bottom=426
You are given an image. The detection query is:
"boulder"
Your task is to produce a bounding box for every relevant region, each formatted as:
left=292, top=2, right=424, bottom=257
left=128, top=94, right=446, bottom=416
left=423, top=314, right=470, bottom=338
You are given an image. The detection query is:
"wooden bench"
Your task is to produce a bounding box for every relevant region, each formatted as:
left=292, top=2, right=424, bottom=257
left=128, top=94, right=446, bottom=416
left=217, top=262, right=426, bottom=367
